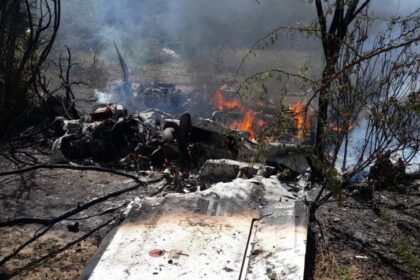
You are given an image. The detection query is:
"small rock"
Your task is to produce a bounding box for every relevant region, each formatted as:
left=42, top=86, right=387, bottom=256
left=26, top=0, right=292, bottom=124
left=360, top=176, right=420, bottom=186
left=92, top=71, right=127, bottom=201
left=67, top=222, right=80, bottom=233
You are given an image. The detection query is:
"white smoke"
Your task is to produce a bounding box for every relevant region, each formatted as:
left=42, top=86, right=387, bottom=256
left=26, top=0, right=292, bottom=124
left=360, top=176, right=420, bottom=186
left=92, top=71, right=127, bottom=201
left=94, top=89, right=115, bottom=104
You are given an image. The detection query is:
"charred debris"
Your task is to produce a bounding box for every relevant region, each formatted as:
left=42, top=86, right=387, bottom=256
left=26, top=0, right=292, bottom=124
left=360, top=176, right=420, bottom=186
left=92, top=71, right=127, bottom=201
left=48, top=45, right=313, bottom=195
left=51, top=103, right=311, bottom=193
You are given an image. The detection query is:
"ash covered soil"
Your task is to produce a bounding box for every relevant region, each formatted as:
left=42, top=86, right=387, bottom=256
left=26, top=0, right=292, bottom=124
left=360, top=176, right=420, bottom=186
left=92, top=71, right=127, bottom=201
left=0, top=144, right=164, bottom=280
left=311, top=182, right=420, bottom=280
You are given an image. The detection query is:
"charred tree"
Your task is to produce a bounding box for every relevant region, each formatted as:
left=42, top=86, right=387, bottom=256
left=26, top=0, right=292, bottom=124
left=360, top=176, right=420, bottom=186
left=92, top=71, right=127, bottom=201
left=0, top=0, right=61, bottom=136
left=239, top=1, right=419, bottom=208
left=313, top=0, right=371, bottom=164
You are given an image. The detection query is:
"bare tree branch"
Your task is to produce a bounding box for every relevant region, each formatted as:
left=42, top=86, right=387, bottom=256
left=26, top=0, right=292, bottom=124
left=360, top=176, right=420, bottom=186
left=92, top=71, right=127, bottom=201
left=7, top=217, right=117, bottom=279
left=0, top=174, right=163, bottom=267
left=0, top=164, right=145, bottom=182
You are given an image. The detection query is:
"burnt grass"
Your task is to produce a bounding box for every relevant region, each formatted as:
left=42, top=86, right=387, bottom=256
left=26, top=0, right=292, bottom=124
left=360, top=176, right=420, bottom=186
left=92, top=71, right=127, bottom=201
left=0, top=140, right=162, bottom=280
left=309, top=182, right=420, bottom=280
left=0, top=138, right=419, bottom=279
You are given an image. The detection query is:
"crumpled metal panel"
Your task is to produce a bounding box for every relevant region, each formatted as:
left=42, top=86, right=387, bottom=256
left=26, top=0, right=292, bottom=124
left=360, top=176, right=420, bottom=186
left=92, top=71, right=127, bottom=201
left=82, top=177, right=308, bottom=280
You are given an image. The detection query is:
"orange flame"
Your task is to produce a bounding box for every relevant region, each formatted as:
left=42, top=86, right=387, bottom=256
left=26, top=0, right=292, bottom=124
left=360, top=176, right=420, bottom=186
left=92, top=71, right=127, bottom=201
left=212, top=86, right=265, bottom=140
left=256, top=119, right=266, bottom=128
left=289, top=101, right=310, bottom=139
left=229, top=111, right=256, bottom=140
left=329, top=123, right=353, bottom=133
left=212, top=90, right=242, bottom=112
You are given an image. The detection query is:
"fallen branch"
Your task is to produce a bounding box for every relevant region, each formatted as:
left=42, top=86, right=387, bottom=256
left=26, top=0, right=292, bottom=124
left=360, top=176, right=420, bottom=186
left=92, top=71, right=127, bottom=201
left=7, top=216, right=117, bottom=279
left=0, top=217, right=50, bottom=228
left=0, top=164, right=142, bottom=182
left=0, top=175, right=163, bottom=267
left=66, top=203, right=128, bottom=221
left=0, top=203, right=127, bottom=228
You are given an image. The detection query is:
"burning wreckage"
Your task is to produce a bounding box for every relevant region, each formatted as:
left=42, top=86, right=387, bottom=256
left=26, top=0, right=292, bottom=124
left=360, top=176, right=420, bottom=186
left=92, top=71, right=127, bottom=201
left=50, top=46, right=313, bottom=278
left=49, top=80, right=313, bottom=280
left=51, top=84, right=313, bottom=190
left=50, top=80, right=312, bottom=280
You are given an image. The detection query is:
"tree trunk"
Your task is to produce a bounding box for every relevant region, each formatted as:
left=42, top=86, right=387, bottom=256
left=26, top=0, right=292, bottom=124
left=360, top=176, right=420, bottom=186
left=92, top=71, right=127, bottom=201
left=315, top=60, right=336, bottom=164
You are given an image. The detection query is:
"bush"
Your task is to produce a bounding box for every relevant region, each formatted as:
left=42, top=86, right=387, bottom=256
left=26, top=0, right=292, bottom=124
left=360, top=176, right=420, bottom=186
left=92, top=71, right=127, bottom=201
left=0, top=0, right=60, bottom=135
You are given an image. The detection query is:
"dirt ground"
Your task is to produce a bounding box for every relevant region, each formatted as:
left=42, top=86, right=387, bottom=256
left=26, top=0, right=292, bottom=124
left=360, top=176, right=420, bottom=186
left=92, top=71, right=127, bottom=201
left=1, top=139, right=419, bottom=280
left=311, top=183, right=420, bottom=280
left=0, top=142, right=165, bottom=280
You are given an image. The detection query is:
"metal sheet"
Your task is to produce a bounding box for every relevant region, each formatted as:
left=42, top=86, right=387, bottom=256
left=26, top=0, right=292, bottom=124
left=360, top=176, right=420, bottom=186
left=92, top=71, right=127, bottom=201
left=244, top=201, right=308, bottom=280
left=84, top=177, right=308, bottom=280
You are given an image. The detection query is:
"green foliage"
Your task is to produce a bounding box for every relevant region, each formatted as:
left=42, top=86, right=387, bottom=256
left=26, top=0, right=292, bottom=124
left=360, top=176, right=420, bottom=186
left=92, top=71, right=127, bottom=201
left=406, top=93, right=420, bottom=116
left=336, top=266, right=356, bottom=280
left=393, top=243, right=420, bottom=278
left=324, top=166, right=344, bottom=204
left=378, top=208, right=395, bottom=227
left=394, top=244, right=420, bottom=279
left=376, top=207, right=420, bottom=278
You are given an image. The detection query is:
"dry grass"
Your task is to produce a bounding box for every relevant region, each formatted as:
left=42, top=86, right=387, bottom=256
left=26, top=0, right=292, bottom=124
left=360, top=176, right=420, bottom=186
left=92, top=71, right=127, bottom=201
left=0, top=226, right=99, bottom=280
left=314, top=246, right=363, bottom=280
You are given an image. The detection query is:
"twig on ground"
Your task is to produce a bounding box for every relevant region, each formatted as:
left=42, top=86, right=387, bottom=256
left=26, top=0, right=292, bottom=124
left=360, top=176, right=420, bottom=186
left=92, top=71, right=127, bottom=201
left=0, top=164, right=143, bottom=182
left=0, top=175, right=163, bottom=267
left=0, top=218, right=50, bottom=228
left=8, top=217, right=117, bottom=278
left=66, top=203, right=128, bottom=221
left=0, top=203, right=127, bottom=227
